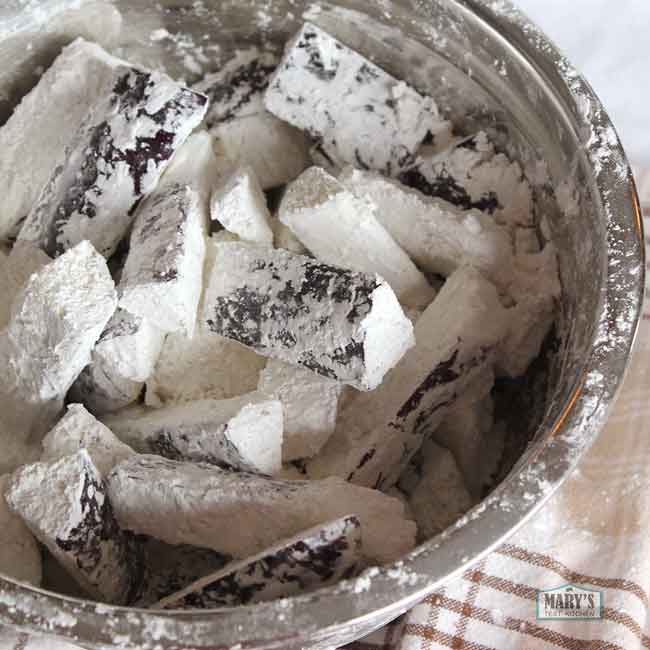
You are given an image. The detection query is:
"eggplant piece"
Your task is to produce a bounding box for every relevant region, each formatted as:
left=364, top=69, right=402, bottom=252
left=5, top=451, right=145, bottom=605
left=157, top=516, right=362, bottom=609
left=279, top=167, right=436, bottom=310
left=107, top=455, right=416, bottom=564
left=201, top=241, right=414, bottom=391
left=19, top=67, right=208, bottom=258
left=103, top=394, right=283, bottom=475
left=265, top=23, right=451, bottom=176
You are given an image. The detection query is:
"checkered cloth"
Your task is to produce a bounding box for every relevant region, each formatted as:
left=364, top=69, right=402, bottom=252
left=344, top=171, right=650, bottom=650
left=3, top=192, right=649, bottom=650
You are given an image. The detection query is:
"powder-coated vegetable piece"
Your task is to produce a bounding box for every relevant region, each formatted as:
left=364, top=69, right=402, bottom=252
left=279, top=167, right=436, bottom=310
left=103, top=394, right=283, bottom=475
left=19, top=65, right=207, bottom=258
left=6, top=451, right=144, bottom=605
left=202, top=242, right=414, bottom=391
left=107, top=455, right=416, bottom=564
left=69, top=309, right=165, bottom=415
left=265, top=23, right=450, bottom=175
left=157, top=516, right=361, bottom=609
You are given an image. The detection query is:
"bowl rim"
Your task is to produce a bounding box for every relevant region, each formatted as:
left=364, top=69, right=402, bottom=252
left=0, top=0, right=644, bottom=647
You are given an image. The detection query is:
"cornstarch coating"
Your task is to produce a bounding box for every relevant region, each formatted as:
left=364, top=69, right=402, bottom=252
left=196, top=47, right=311, bottom=189
left=258, top=359, right=342, bottom=462
left=202, top=241, right=414, bottom=391
left=265, top=22, right=451, bottom=176
left=103, top=394, right=283, bottom=475
left=40, top=404, right=135, bottom=477
left=0, top=475, right=42, bottom=586
left=107, top=455, right=416, bottom=563
left=6, top=451, right=144, bottom=605
left=279, top=166, right=436, bottom=310
left=157, top=516, right=362, bottom=609
left=19, top=60, right=208, bottom=258
left=69, top=308, right=165, bottom=415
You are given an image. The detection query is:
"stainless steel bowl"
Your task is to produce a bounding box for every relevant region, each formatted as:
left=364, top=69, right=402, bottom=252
left=0, top=1, right=643, bottom=648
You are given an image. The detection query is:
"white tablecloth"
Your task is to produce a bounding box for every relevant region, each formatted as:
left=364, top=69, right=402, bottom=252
left=514, top=0, right=650, bottom=168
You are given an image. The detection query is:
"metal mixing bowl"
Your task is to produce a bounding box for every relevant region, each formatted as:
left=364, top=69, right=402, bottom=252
left=0, top=1, right=643, bottom=648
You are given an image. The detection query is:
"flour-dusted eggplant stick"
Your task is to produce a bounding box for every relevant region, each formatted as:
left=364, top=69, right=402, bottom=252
left=107, top=455, right=416, bottom=564
left=340, top=168, right=515, bottom=291
left=70, top=308, right=165, bottom=415
left=19, top=65, right=208, bottom=258
left=119, top=183, right=207, bottom=337
left=301, top=266, right=510, bottom=490
left=103, top=394, right=283, bottom=475
left=196, top=48, right=311, bottom=189
left=265, top=23, right=451, bottom=176
left=0, top=39, right=127, bottom=241
left=202, top=242, right=414, bottom=391
left=279, top=167, right=437, bottom=310
left=5, top=451, right=145, bottom=605
left=157, top=516, right=362, bottom=609
left=0, top=241, right=116, bottom=440
left=198, top=49, right=278, bottom=126
left=41, top=404, right=135, bottom=477
left=258, top=359, right=342, bottom=461
left=399, top=132, right=534, bottom=228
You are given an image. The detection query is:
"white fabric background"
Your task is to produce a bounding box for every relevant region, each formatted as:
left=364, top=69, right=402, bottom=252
left=514, top=0, right=650, bottom=167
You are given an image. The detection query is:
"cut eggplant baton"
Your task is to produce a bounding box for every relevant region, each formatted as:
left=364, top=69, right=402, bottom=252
left=265, top=23, right=451, bottom=176
left=69, top=308, right=165, bottom=415
left=279, top=166, right=437, bottom=310
left=5, top=451, right=145, bottom=605
left=201, top=241, right=414, bottom=391
left=19, top=66, right=207, bottom=258
left=102, top=394, right=283, bottom=475
left=157, top=516, right=362, bottom=609
left=107, top=455, right=416, bottom=564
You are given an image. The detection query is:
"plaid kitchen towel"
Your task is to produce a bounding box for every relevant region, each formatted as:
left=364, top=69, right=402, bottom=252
left=1, top=179, right=648, bottom=649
